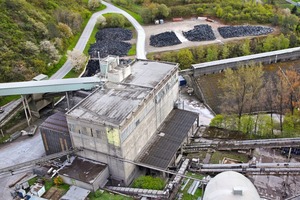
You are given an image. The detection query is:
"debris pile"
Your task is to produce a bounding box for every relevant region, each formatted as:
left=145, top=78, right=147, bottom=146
left=183, top=24, right=216, bottom=41
left=218, top=25, right=273, bottom=39
left=150, top=31, right=182, bottom=47
left=88, top=28, right=132, bottom=58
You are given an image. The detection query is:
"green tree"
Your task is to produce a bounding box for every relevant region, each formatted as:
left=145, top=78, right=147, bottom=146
left=88, top=0, right=101, bottom=10
left=221, top=44, right=230, bottom=59
left=219, top=64, right=264, bottom=130
left=206, top=46, right=218, bottom=61
left=241, top=39, right=251, bottom=56
left=105, top=14, right=126, bottom=28
left=157, top=4, right=170, bottom=18
left=177, top=49, right=194, bottom=69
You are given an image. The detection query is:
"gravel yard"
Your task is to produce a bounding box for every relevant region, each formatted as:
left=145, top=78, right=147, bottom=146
left=143, top=18, right=275, bottom=54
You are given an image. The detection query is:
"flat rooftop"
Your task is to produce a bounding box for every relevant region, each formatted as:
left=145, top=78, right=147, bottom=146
left=123, top=60, right=177, bottom=88
left=137, top=109, right=198, bottom=169
left=59, top=157, right=107, bottom=184
left=67, top=60, right=178, bottom=126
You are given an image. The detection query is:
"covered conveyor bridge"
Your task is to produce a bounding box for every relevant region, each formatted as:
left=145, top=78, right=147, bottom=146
left=0, top=77, right=101, bottom=96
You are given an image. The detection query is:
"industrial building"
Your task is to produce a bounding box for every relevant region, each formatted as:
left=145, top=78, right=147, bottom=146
left=59, top=157, right=109, bottom=191
left=203, top=171, right=260, bottom=200
left=40, top=112, right=72, bottom=155
left=65, top=57, right=197, bottom=186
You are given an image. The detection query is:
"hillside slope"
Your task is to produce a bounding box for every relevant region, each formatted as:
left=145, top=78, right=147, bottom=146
left=0, top=0, right=91, bottom=83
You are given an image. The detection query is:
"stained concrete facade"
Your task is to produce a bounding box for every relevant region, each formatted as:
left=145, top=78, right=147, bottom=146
left=66, top=59, right=179, bottom=185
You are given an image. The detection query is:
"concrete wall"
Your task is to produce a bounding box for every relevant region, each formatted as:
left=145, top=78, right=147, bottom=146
left=40, top=128, right=72, bottom=155
left=67, top=118, right=125, bottom=181
left=120, top=72, right=179, bottom=185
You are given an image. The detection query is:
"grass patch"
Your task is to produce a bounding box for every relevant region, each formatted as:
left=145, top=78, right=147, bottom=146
left=128, top=44, right=136, bottom=56
left=181, top=172, right=204, bottom=200
left=46, top=55, right=68, bottom=77
left=64, top=69, right=81, bottom=79
left=113, top=5, right=144, bottom=25
left=89, top=190, right=133, bottom=200
left=0, top=95, right=20, bottom=107
left=210, top=151, right=249, bottom=164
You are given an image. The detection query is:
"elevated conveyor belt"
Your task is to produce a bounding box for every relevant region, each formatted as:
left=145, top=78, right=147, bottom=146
left=0, top=77, right=101, bottom=96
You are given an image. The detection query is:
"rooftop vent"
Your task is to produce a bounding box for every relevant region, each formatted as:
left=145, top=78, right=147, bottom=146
left=233, top=187, right=243, bottom=196
left=158, top=132, right=165, bottom=137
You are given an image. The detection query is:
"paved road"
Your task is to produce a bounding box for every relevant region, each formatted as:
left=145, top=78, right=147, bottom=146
left=0, top=132, right=44, bottom=199
left=51, top=1, right=146, bottom=80
left=286, top=0, right=297, bottom=6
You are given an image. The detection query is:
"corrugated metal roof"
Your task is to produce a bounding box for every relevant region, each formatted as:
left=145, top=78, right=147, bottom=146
left=40, top=112, right=68, bottom=133
left=68, top=85, right=150, bottom=126
left=138, top=109, right=198, bottom=169
left=59, top=157, right=107, bottom=183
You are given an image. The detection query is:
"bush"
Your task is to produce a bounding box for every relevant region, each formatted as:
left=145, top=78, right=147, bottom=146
left=132, top=176, right=165, bottom=190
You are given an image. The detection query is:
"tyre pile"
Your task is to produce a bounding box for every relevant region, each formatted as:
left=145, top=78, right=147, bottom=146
left=150, top=31, right=181, bottom=47
left=88, top=28, right=132, bottom=58
left=218, top=25, right=273, bottom=39
left=183, top=24, right=216, bottom=41
left=83, top=58, right=133, bottom=77
left=82, top=60, right=100, bottom=77
left=95, top=28, right=132, bottom=41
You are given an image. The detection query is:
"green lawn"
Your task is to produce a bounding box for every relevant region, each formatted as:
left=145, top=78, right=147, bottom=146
left=210, top=151, right=249, bottom=164
left=181, top=172, right=204, bottom=200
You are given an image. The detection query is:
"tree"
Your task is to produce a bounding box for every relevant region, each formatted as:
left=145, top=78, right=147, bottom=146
left=219, top=63, right=264, bottom=130
left=24, top=41, right=40, bottom=55
left=67, top=49, right=88, bottom=72
left=105, top=14, right=127, bottom=28
left=221, top=44, right=230, bottom=59
left=96, top=15, right=107, bottom=28
left=88, top=0, right=101, bottom=10
left=177, top=49, right=194, bottom=69
left=57, top=23, right=73, bottom=38
left=157, top=4, right=170, bottom=18
left=277, top=68, right=300, bottom=115
left=54, top=176, right=63, bottom=186
left=39, top=40, right=61, bottom=64
left=206, top=46, right=218, bottom=61
left=241, top=39, right=251, bottom=56
left=291, top=6, right=297, bottom=14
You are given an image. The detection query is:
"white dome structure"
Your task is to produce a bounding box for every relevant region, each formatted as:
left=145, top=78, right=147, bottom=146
left=203, top=171, right=260, bottom=200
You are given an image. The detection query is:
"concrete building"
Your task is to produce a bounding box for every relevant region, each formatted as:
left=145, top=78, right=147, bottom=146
left=40, top=112, right=72, bottom=155
left=66, top=59, right=179, bottom=185
left=203, top=171, right=260, bottom=200
left=59, top=157, right=109, bottom=191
